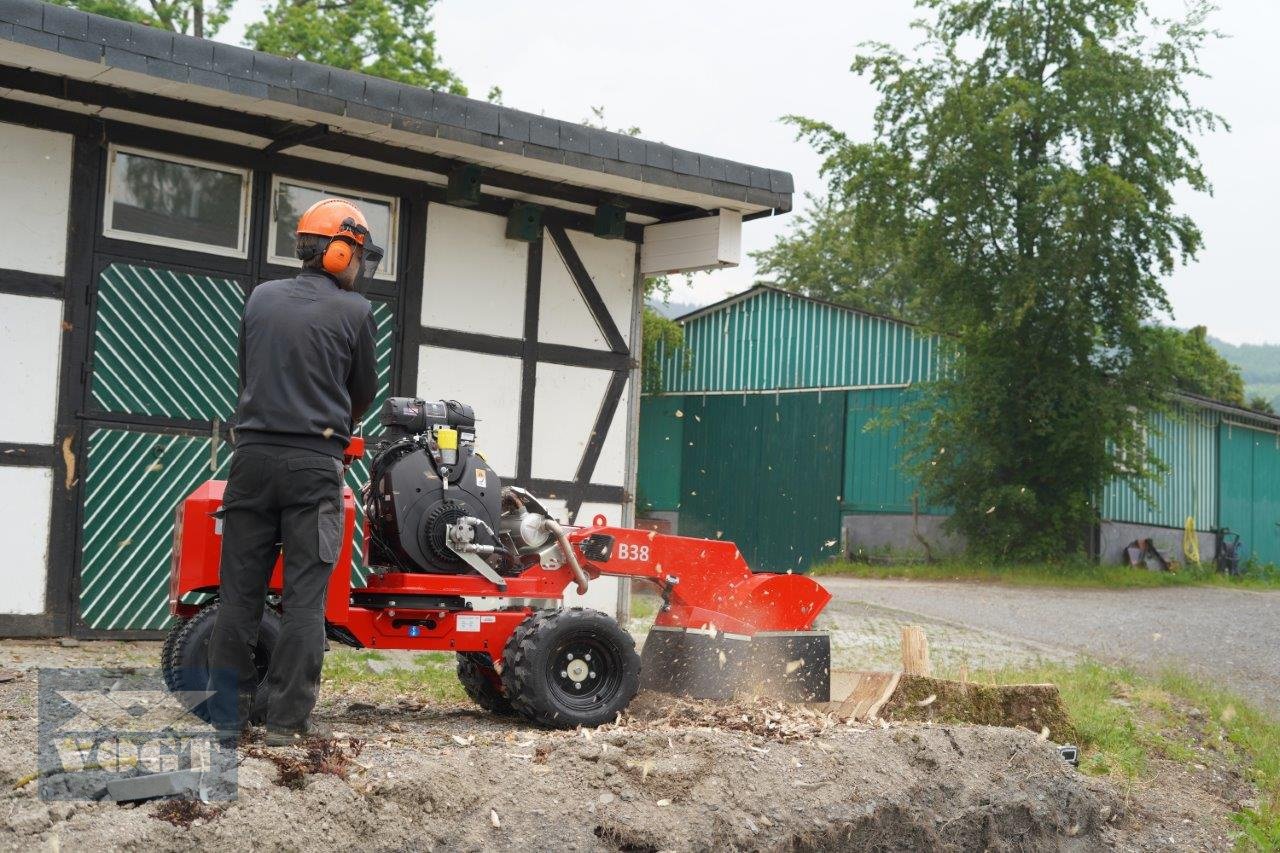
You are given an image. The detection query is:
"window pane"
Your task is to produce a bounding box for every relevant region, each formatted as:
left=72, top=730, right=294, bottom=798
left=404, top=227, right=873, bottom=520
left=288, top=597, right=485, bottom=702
left=110, top=151, right=244, bottom=250
left=272, top=182, right=395, bottom=278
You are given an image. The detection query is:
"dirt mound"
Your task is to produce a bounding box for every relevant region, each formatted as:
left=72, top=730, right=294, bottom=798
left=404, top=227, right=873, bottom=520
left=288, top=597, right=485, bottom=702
left=3, top=692, right=1120, bottom=852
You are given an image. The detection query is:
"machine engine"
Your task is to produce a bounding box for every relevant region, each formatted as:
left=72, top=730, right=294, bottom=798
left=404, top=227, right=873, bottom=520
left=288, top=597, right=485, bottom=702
left=364, top=397, right=561, bottom=581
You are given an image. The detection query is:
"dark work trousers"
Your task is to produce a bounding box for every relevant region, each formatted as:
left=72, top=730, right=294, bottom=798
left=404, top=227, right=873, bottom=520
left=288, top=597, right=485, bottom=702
left=206, top=444, right=345, bottom=733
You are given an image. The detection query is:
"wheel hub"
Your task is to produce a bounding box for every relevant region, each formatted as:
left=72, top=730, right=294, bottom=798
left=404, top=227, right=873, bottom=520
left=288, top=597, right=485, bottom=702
left=565, top=657, right=590, bottom=684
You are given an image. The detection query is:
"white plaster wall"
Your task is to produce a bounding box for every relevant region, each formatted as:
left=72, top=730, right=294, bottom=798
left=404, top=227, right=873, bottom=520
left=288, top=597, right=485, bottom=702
left=417, top=346, right=522, bottom=477
left=1, top=466, right=53, bottom=614
left=530, top=363, right=613, bottom=482
left=567, top=231, right=635, bottom=347
left=0, top=122, right=72, bottom=277
left=593, top=380, right=630, bottom=487
left=421, top=204, right=527, bottom=338
left=539, top=231, right=636, bottom=350
left=0, top=293, right=64, bottom=445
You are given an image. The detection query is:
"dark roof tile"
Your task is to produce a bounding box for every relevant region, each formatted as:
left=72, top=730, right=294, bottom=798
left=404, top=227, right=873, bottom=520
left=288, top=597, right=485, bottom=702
left=296, top=88, right=344, bottom=116
left=211, top=42, right=252, bottom=78
left=528, top=115, right=558, bottom=148
left=85, top=12, right=128, bottom=46
left=497, top=109, right=529, bottom=142
left=617, top=135, right=645, bottom=165
left=290, top=61, right=328, bottom=94
left=645, top=142, right=674, bottom=171
left=431, top=91, right=467, bottom=127
left=145, top=56, right=188, bottom=84
left=41, top=3, right=86, bottom=39
left=11, top=23, right=55, bottom=49
left=170, top=33, right=212, bottom=70
left=464, top=100, right=500, bottom=135
left=128, top=22, right=171, bottom=60
left=57, top=35, right=100, bottom=63
left=396, top=85, right=433, bottom=117
left=361, top=75, right=399, bottom=110
left=186, top=66, right=228, bottom=91
left=559, top=121, right=590, bottom=154
left=589, top=129, right=619, bottom=160
left=672, top=148, right=699, bottom=176
left=251, top=51, right=291, bottom=87
left=0, top=0, right=43, bottom=29
left=701, top=156, right=728, bottom=182
left=227, top=74, right=268, bottom=99
left=325, top=68, right=364, bottom=102
left=104, top=44, right=146, bottom=73
left=345, top=101, right=393, bottom=126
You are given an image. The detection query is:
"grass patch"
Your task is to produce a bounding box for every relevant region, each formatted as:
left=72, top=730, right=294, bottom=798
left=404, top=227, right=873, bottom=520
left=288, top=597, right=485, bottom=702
left=813, top=557, right=1280, bottom=590
left=321, top=649, right=466, bottom=704
left=960, top=660, right=1280, bottom=849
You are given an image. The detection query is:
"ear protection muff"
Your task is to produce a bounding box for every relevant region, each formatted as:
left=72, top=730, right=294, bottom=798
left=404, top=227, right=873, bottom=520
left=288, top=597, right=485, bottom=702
left=322, top=238, right=354, bottom=274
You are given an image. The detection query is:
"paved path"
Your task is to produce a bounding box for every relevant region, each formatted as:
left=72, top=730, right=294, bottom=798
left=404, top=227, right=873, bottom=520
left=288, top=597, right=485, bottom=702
left=821, top=577, right=1280, bottom=714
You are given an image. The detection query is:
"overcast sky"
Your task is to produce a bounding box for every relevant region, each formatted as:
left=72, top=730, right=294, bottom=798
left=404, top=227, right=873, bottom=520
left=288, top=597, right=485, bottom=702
left=223, top=1, right=1279, bottom=344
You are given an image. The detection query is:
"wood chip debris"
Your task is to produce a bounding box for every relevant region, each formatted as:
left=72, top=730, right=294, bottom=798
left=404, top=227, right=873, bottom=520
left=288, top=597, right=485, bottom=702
left=610, top=696, right=843, bottom=743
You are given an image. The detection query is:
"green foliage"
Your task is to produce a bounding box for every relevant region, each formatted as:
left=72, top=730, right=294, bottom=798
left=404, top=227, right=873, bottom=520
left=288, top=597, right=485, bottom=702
left=642, top=276, right=685, bottom=394
left=48, top=0, right=231, bottom=37
left=1145, top=325, right=1245, bottom=404
left=791, top=0, right=1222, bottom=559
left=245, top=0, right=466, bottom=93
left=1209, top=335, right=1280, bottom=413
left=1247, top=395, right=1277, bottom=416
left=752, top=193, right=917, bottom=319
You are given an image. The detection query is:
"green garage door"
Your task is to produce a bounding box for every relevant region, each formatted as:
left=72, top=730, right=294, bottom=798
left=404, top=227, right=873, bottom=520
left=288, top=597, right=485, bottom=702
left=81, top=263, right=245, bottom=630
left=345, top=299, right=394, bottom=585
left=1218, top=423, right=1280, bottom=567
left=678, top=392, right=845, bottom=572
left=80, top=263, right=395, bottom=630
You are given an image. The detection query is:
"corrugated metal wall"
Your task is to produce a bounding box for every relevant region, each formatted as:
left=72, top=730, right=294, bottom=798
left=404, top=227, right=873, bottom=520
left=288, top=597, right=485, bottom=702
left=637, top=395, right=683, bottom=512
left=1218, top=420, right=1280, bottom=565
left=843, top=387, right=944, bottom=515
left=677, top=392, right=844, bottom=572
left=654, top=288, right=936, bottom=394
left=1100, top=404, right=1217, bottom=530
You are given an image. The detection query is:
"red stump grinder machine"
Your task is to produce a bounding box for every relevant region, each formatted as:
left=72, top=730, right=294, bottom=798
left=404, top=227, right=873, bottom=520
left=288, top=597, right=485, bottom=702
left=163, top=397, right=832, bottom=728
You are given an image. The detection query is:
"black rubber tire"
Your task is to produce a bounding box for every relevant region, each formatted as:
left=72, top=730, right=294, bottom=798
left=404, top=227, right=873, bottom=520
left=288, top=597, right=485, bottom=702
left=501, top=608, right=640, bottom=728
left=455, top=652, right=515, bottom=715
left=160, top=600, right=282, bottom=722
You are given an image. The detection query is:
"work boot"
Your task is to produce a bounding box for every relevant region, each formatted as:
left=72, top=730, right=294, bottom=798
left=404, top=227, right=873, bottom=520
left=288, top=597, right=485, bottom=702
left=264, top=718, right=333, bottom=747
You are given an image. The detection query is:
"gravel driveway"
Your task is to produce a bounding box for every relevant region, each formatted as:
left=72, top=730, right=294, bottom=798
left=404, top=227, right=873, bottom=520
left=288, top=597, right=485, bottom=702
left=821, top=577, right=1279, bottom=714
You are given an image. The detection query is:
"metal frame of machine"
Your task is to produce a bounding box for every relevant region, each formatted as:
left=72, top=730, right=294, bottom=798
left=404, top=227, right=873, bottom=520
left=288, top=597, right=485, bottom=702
left=165, top=400, right=832, bottom=727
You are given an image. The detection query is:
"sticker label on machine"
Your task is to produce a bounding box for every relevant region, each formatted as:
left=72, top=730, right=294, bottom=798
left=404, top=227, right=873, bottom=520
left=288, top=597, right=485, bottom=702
left=456, top=615, right=496, bottom=632
left=475, top=469, right=486, bottom=488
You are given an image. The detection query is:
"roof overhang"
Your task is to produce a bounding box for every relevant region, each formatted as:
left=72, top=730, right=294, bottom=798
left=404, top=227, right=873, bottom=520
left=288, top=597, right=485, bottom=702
left=0, top=1, right=793, bottom=224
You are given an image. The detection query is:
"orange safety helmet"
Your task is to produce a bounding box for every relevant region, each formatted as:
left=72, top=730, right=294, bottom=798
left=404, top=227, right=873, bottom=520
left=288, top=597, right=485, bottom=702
left=296, top=198, right=385, bottom=278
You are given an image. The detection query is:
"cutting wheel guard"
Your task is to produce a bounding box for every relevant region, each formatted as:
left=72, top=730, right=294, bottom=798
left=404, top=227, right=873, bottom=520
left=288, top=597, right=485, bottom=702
left=567, top=525, right=831, bottom=636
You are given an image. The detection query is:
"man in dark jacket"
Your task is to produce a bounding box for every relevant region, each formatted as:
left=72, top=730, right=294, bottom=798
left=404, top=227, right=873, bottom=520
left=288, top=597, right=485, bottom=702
left=207, top=198, right=382, bottom=745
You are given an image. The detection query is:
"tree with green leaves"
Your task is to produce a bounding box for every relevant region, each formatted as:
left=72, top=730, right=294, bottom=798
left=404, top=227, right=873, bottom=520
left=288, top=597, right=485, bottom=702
left=48, top=0, right=231, bottom=37
left=1145, top=324, right=1244, bottom=405
left=752, top=194, right=917, bottom=320
left=788, top=0, right=1222, bottom=559
left=245, top=0, right=465, bottom=93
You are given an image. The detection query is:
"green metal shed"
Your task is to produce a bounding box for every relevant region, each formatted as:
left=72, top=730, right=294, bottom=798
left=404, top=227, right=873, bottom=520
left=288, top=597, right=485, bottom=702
left=639, top=286, right=1280, bottom=568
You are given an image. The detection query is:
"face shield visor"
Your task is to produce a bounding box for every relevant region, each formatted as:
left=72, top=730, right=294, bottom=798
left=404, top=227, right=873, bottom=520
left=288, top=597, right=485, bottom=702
left=336, top=217, right=385, bottom=283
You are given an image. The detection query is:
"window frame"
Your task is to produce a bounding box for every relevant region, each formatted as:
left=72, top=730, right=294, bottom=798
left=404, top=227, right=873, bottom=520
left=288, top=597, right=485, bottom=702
left=266, top=175, right=400, bottom=282
left=102, top=144, right=252, bottom=259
